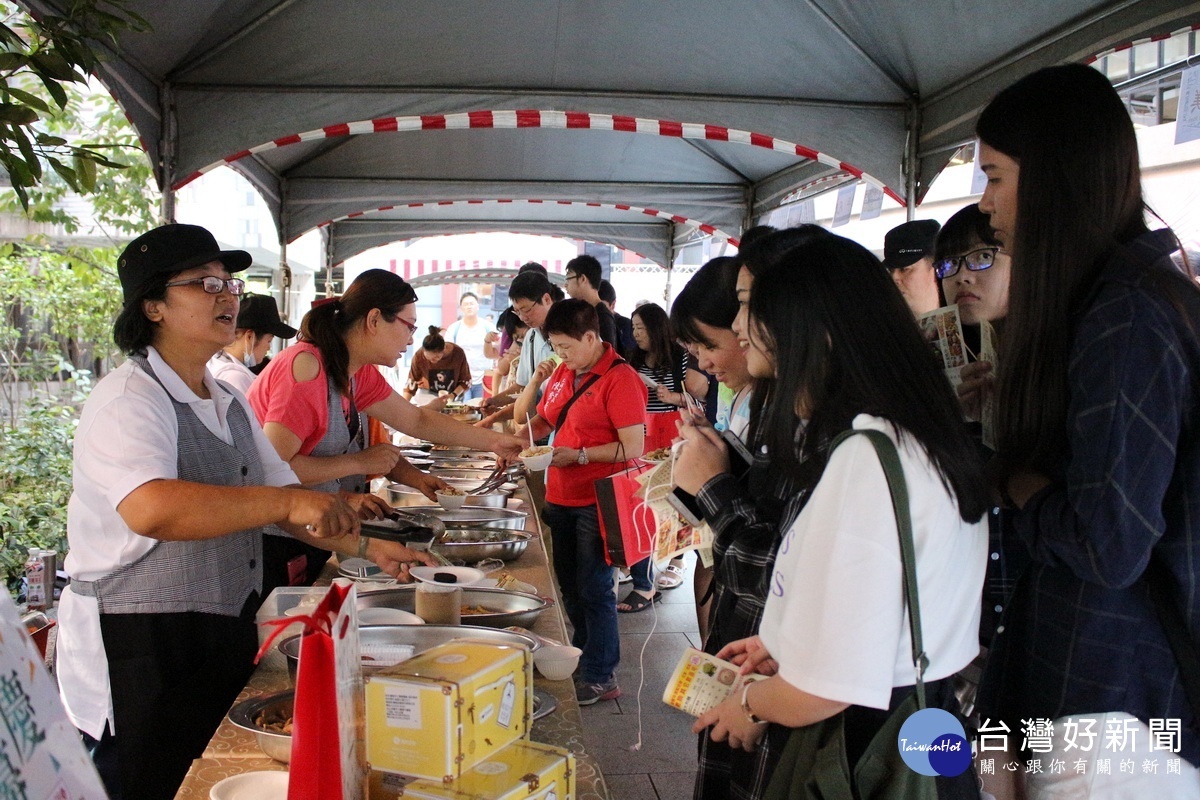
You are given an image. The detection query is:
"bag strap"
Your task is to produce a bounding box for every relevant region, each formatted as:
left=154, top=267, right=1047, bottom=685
left=1146, top=554, right=1200, bottom=717
left=553, top=357, right=627, bottom=430
left=830, top=427, right=928, bottom=709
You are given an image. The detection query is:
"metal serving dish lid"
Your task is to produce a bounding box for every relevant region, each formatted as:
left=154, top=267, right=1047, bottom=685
left=415, top=506, right=529, bottom=529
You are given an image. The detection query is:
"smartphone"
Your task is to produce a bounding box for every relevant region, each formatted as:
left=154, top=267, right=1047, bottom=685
left=667, top=486, right=706, bottom=527
left=721, top=430, right=754, bottom=479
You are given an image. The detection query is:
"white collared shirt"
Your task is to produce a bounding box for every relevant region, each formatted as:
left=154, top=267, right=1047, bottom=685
left=207, top=349, right=256, bottom=396
left=58, top=347, right=298, bottom=738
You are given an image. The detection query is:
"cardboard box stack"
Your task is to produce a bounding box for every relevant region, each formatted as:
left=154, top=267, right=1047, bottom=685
left=365, top=640, right=575, bottom=799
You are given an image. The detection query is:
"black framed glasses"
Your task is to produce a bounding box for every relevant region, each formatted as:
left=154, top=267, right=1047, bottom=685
left=934, top=247, right=1000, bottom=280
left=164, top=276, right=246, bottom=295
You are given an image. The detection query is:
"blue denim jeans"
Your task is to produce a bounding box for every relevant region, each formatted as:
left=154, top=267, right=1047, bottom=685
left=629, top=556, right=653, bottom=593
left=463, top=382, right=484, bottom=401
left=543, top=502, right=620, bottom=683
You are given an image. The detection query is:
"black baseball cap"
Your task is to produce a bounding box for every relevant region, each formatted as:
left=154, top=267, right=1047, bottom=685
left=117, top=223, right=252, bottom=302
left=883, top=220, right=941, bottom=270
left=236, top=294, right=297, bottom=339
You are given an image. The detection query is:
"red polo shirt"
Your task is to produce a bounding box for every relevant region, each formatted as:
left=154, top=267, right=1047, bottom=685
left=537, top=343, right=647, bottom=506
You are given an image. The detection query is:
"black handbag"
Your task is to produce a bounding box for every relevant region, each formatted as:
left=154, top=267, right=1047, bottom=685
left=764, top=428, right=940, bottom=800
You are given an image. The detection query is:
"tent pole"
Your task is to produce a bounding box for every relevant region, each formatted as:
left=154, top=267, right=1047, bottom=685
left=904, top=99, right=920, bottom=221
left=278, top=177, right=292, bottom=320
left=324, top=227, right=335, bottom=297
left=158, top=81, right=176, bottom=223
left=664, top=225, right=677, bottom=306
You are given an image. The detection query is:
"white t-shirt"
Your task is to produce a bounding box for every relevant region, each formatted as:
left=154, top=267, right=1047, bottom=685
left=207, top=349, right=255, bottom=396
left=515, top=327, right=554, bottom=387
left=58, top=346, right=298, bottom=738
left=445, top=318, right=490, bottom=387
left=759, top=414, right=985, bottom=711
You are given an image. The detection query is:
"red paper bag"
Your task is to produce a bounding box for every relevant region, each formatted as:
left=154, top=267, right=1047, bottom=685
left=645, top=410, right=682, bottom=453
left=289, top=580, right=364, bottom=800
left=595, top=464, right=657, bottom=567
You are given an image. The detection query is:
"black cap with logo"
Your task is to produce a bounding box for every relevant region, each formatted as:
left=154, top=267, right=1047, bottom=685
left=237, top=294, right=297, bottom=339
left=117, top=223, right=252, bottom=302
left=883, top=220, right=941, bottom=270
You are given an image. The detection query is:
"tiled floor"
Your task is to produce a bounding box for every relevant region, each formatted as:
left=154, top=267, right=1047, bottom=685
left=577, top=555, right=703, bottom=800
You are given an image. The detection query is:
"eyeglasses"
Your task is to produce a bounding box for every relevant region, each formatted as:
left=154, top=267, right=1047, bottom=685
left=564, top=273, right=578, bottom=283
left=395, top=316, right=419, bottom=335
left=934, top=247, right=1000, bottom=280
left=164, top=276, right=246, bottom=295
left=512, top=301, right=537, bottom=318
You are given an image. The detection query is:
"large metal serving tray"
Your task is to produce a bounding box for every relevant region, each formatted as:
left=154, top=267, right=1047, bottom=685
left=357, top=586, right=549, bottom=628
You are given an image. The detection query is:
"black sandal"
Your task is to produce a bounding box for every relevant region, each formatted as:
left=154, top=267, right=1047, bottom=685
left=617, top=590, right=661, bottom=613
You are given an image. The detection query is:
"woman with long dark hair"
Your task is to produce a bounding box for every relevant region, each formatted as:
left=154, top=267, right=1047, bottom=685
left=685, top=232, right=987, bottom=796
left=617, top=302, right=705, bottom=612
left=248, top=269, right=523, bottom=591
left=975, top=64, right=1200, bottom=794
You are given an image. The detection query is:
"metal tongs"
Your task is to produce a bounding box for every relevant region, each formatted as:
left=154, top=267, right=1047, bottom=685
left=360, top=508, right=454, bottom=566
left=466, top=462, right=526, bottom=495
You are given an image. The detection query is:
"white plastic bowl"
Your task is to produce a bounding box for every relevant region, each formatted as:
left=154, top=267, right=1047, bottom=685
left=533, top=645, right=582, bottom=681
left=436, top=490, right=467, bottom=511
left=520, top=447, right=554, bottom=472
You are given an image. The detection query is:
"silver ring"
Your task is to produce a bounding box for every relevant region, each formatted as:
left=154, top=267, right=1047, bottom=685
left=305, top=524, right=316, bottom=533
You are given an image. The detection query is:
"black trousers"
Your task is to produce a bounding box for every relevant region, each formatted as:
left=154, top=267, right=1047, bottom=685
left=93, top=596, right=258, bottom=800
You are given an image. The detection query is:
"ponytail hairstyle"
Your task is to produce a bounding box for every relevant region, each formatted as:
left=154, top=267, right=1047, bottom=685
left=423, top=326, right=446, bottom=352
left=300, top=268, right=418, bottom=396
left=977, top=64, right=1148, bottom=476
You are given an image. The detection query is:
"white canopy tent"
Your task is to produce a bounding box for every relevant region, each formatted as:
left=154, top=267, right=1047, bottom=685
left=23, top=0, right=1200, bottom=281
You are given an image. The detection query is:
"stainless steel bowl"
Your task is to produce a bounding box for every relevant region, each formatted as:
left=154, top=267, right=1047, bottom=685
left=428, top=468, right=496, bottom=482
left=415, top=506, right=529, bottom=530
left=227, top=690, right=294, bottom=763
left=358, top=587, right=549, bottom=628
left=432, top=529, right=532, bottom=562
left=425, top=458, right=497, bottom=470
left=278, top=623, right=538, bottom=680
left=387, top=481, right=511, bottom=509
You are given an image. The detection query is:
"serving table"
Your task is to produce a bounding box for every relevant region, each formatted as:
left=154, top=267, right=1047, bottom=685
left=174, top=489, right=609, bottom=798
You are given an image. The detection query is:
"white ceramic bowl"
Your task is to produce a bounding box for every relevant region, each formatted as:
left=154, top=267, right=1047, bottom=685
left=436, top=490, right=467, bottom=511
left=533, top=645, right=582, bottom=681
left=519, top=447, right=554, bottom=472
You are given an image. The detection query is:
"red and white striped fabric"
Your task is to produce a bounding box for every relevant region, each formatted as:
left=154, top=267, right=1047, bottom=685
left=174, top=109, right=903, bottom=208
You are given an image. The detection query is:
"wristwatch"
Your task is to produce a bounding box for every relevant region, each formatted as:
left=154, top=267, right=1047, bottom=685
left=577, top=447, right=590, bottom=466
left=740, top=682, right=764, bottom=724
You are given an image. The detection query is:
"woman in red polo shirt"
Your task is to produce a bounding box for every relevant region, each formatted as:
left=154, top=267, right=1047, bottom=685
left=518, top=298, right=648, bottom=705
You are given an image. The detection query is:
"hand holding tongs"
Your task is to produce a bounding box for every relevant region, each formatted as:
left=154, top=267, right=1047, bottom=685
left=466, top=462, right=526, bottom=495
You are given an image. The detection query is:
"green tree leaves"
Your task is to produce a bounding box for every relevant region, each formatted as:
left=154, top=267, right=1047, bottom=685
left=0, top=0, right=149, bottom=208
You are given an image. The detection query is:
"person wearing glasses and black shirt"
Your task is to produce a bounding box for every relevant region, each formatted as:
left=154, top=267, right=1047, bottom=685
left=562, top=254, right=620, bottom=350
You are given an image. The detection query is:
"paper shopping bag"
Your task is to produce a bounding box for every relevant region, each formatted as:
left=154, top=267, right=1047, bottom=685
left=595, top=463, right=657, bottom=567
left=289, top=579, right=364, bottom=800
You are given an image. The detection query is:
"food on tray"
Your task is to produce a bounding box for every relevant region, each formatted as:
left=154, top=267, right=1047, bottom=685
left=643, top=447, right=672, bottom=461
left=254, top=709, right=294, bottom=735
left=433, top=571, right=459, bottom=583
left=520, top=445, right=553, bottom=458
left=460, top=605, right=498, bottom=616
left=437, top=487, right=465, bottom=496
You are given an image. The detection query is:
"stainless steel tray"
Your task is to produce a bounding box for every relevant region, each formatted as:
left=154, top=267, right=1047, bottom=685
left=357, top=586, right=549, bottom=628
left=432, top=528, right=533, bottom=562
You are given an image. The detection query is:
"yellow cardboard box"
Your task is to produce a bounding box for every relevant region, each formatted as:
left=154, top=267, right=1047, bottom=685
left=368, top=740, right=576, bottom=800
left=366, top=641, right=532, bottom=781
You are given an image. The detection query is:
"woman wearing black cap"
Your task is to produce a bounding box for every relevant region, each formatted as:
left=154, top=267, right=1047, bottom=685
left=56, top=223, right=436, bottom=800
left=207, top=293, right=297, bottom=395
